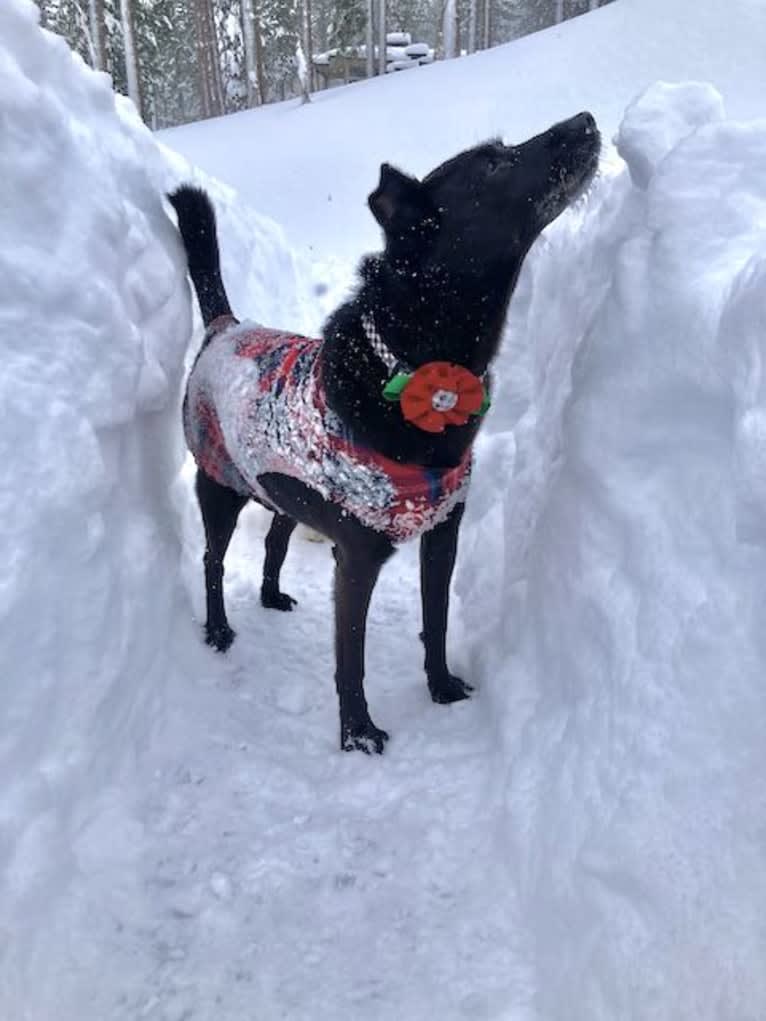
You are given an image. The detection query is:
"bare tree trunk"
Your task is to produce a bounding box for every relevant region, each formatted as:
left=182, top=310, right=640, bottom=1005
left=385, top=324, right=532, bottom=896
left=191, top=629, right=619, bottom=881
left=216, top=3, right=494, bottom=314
left=588, top=0, right=600, bottom=8
left=467, top=0, right=477, bottom=54
left=378, top=0, right=386, bottom=76
left=442, top=0, right=457, bottom=58
left=303, top=0, right=315, bottom=91
left=74, top=1, right=97, bottom=67
left=120, top=0, right=142, bottom=116
left=192, top=0, right=210, bottom=117
left=193, top=0, right=224, bottom=118
left=241, top=0, right=258, bottom=105
left=554, top=0, right=564, bottom=23
left=296, top=41, right=311, bottom=104
left=88, top=0, right=107, bottom=69
left=296, top=0, right=312, bottom=107
left=482, top=0, right=490, bottom=49
left=366, top=0, right=374, bottom=77
left=298, top=0, right=312, bottom=90
left=252, top=0, right=267, bottom=103
left=207, top=0, right=225, bottom=115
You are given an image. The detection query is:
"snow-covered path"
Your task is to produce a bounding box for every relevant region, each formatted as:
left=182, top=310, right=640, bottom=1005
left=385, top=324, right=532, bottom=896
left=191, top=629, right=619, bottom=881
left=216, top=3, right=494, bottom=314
left=86, top=509, right=529, bottom=1021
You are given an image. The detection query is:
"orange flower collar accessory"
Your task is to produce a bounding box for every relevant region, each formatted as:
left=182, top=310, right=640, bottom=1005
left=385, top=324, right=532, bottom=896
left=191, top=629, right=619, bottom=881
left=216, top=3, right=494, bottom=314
left=361, top=312, right=490, bottom=434
left=382, top=363, right=490, bottom=433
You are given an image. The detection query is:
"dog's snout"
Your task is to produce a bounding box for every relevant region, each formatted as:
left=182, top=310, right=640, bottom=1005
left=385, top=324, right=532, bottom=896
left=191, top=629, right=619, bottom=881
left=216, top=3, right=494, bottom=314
left=552, top=111, right=598, bottom=140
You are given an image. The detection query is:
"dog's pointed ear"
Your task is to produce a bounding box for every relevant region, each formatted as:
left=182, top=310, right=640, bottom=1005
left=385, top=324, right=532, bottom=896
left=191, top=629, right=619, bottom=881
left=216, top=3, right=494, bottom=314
left=368, top=163, right=434, bottom=236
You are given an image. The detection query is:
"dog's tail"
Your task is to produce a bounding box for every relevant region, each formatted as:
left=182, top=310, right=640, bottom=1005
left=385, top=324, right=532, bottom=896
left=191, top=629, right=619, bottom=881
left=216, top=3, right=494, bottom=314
left=167, top=185, right=233, bottom=327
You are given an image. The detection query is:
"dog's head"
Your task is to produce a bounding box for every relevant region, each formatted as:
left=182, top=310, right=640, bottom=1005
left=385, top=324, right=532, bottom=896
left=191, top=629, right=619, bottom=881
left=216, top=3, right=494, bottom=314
left=369, top=112, right=600, bottom=277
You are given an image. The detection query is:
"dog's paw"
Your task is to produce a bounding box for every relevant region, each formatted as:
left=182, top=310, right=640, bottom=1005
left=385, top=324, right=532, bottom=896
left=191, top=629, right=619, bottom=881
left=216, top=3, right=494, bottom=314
left=205, top=622, right=236, bottom=653
left=428, top=673, right=473, bottom=704
left=260, top=587, right=298, bottom=612
left=341, top=721, right=390, bottom=755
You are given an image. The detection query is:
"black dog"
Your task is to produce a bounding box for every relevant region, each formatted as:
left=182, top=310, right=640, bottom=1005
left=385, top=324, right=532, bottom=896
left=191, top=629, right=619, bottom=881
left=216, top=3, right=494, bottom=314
left=168, top=112, right=600, bottom=753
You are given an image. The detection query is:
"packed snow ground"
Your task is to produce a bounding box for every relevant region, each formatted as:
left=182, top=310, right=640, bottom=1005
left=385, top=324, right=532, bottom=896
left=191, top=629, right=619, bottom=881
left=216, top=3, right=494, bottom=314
left=3, top=0, right=766, bottom=1019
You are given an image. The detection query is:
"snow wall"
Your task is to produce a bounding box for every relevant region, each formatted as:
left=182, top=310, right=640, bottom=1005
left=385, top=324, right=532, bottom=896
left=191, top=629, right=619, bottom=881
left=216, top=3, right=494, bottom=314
left=0, top=0, right=189, bottom=961
left=455, top=82, right=766, bottom=1019
left=0, top=0, right=317, bottom=998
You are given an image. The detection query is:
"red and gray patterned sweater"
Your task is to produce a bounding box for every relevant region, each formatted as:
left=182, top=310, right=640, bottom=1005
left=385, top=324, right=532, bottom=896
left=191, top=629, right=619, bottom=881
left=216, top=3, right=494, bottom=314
left=183, top=316, right=471, bottom=544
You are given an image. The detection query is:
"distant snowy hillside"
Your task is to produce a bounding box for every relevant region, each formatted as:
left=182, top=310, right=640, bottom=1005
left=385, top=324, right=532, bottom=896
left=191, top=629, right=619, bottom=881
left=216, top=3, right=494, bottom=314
left=161, top=0, right=766, bottom=260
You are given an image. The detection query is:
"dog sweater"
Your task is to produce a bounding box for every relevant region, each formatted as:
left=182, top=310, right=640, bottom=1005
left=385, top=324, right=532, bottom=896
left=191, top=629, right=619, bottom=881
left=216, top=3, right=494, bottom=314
left=183, top=317, right=471, bottom=543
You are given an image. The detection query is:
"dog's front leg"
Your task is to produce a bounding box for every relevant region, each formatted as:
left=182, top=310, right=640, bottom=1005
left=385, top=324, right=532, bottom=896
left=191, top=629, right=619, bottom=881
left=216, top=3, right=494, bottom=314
left=333, top=538, right=394, bottom=753
left=420, top=502, right=473, bottom=703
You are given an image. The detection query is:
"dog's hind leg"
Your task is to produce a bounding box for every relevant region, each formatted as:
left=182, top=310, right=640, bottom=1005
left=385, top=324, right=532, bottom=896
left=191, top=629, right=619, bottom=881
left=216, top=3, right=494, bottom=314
left=420, top=502, right=473, bottom=703
left=261, top=513, right=298, bottom=611
left=196, top=468, right=248, bottom=652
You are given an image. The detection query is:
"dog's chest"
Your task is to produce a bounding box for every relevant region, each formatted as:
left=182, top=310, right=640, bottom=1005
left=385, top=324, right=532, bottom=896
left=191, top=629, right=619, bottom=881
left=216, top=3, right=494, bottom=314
left=184, top=321, right=471, bottom=542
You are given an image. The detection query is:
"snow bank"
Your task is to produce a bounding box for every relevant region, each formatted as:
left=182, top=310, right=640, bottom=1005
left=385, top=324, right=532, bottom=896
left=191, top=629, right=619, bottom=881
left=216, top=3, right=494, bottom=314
left=0, top=3, right=326, bottom=1011
left=0, top=0, right=190, bottom=962
left=456, top=83, right=766, bottom=1018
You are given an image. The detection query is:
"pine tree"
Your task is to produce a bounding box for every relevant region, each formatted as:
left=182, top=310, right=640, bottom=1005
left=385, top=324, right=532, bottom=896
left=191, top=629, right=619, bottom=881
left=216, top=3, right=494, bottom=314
left=260, top=0, right=300, bottom=101
left=377, top=0, right=385, bottom=74
left=36, top=0, right=616, bottom=127
left=214, top=0, right=247, bottom=112
left=326, top=0, right=365, bottom=52
left=365, top=0, right=374, bottom=75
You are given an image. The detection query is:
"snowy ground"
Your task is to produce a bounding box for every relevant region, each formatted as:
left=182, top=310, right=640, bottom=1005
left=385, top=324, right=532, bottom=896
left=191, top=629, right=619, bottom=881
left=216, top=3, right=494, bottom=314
left=4, top=0, right=766, bottom=1019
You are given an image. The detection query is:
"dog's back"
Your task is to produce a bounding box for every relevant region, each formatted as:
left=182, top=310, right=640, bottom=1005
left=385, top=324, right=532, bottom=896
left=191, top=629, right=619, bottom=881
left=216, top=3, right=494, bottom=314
left=184, top=317, right=322, bottom=501
left=184, top=315, right=471, bottom=542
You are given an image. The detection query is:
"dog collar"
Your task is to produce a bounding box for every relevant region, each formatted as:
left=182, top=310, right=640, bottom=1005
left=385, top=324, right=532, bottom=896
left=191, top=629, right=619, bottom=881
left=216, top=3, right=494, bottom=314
left=361, top=312, right=490, bottom=433
left=361, top=312, right=409, bottom=375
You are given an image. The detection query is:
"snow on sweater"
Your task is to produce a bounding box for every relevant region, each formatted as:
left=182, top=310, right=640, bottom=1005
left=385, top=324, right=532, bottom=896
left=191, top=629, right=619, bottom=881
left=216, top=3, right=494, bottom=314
left=183, top=317, right=471, bottom=543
